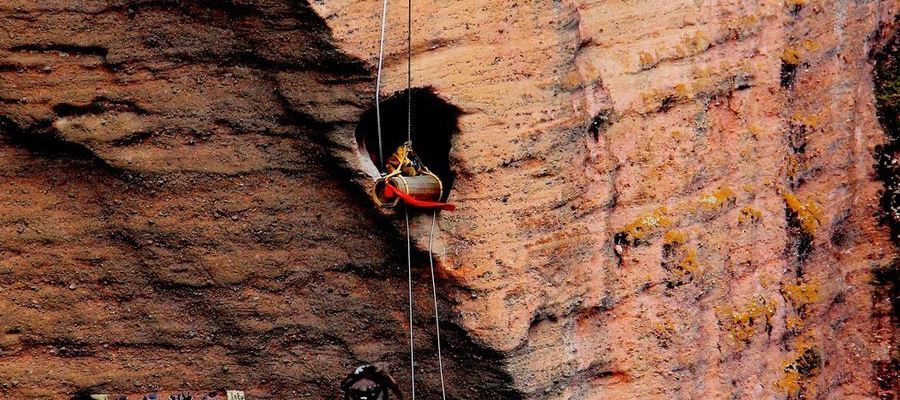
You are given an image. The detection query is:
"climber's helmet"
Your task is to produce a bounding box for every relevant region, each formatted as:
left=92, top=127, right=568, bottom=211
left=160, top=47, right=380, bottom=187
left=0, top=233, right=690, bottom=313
left=345, top=377, right=386, bottom=400
left=342, top=365, right=402, bottom=400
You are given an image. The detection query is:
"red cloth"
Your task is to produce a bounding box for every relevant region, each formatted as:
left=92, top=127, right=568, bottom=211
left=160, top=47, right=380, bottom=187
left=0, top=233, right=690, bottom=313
left=383, top=183, right=456, bottom=211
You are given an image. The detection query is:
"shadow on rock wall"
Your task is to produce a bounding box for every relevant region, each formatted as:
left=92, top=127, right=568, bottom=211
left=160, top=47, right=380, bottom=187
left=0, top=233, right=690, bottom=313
left=0, top=1, right=515, bottom=398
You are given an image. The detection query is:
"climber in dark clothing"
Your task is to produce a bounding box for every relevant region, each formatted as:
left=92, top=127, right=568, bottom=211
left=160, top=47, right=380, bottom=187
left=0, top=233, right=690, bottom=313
left=341, top=365, right=402, bottom=400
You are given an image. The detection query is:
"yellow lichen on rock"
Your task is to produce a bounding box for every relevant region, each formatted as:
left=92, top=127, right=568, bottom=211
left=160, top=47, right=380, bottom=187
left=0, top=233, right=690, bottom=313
left=676, top=249, right=701, bottom=278
left=786, top=315, right=804, bottom=331
left=782, top=191, right=825, bottom=234
left=784, top=155, right=801, bottom=180
left=651, top=320, right=677, bottom=348
left=781, top=46, right=803, bottom=66
left=776, top=369, right=803, bottom=398
left=791, top=113, right=820, bottom=128
left=717, top=295, right=777, bottom=344
left=739, top=205, right=763, bottom=224
left=639, top=51, right=657, bottom=70
left=801, top=39, right=819, bottom=52
left=618, top=207, right=672, bottom=243
left=681, top=31, right=710, bottom=55
left=663, top=230, right=687, bottom=245
left=776, top=336, right=821, bottom=398
left=781, top=280, right=821, bottom=307
left=747, top=123, right=764, bottom=139
left=674, top=83, right=690, bottom=98
left=699, top=187, right=737, bottom=210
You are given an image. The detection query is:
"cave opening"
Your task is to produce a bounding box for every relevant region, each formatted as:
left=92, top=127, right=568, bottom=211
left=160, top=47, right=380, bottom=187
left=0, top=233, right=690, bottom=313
left=355, top=87, right=462, bottom=195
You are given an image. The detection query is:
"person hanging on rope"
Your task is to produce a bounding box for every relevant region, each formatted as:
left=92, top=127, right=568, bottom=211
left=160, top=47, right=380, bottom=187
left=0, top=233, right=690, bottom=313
left=368, top=0, right=448, bottom=398
left=341, top=365, right=403, bottom=400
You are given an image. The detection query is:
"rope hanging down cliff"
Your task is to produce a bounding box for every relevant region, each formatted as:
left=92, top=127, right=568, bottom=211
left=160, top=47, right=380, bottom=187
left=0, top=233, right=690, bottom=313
left=373, top=0, right=448, bottom=399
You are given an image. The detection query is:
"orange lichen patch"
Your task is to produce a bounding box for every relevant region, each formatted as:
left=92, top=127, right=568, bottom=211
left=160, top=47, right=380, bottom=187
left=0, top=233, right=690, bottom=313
left=781, top=280, right=821, bottom=307
left=776, top=337, right=821, bottom=398
left=640, top=82, right=696, bottom=110
left=786, top=315, right=804, bottom=330
left=781, top=46, right=803, bottom=65
left=674, top=249, right=701, bottom=278
left=785, top=0, right=808, bottom=7
left=724, top=14, right=761, bottom=40
left=558, top=70, right=583, bottom=91
left=661, top=233, right=703, bottom=286
left=791, top=113, right=820, bottom=128
left=784, top=155, right=800, bottom=180
left=699, top=187, right=737, bottom=210
left=618, top=207, right=671, bottom=243
left=801, top=39, right=819, bottom=52
left=692, top=65, right=714, bottom=80
left=716, top=295, right=777, bottom=344
left=739, top=14, right=759, bottom=26
left=738, top=205, right=762, bottom=224
left=759, top=273, right=776, bottom=289
left=681, top=31, right=710, bottom=54
left=674, top=83, right=690, bottom=98
left=747, top=123, right=764, bottom=139
left=639, top=51, right=657, bottom=69
left=782, top=191, right=825, bottom=234
left=673, top=33, right=705, bottom=58
left=640, top=89, right=662, bottom=108
left=640, top=31, right=712, bottom=73
left=651, top=321, right=677, bottom=348
left=777, top=369, right=803, bottom=398
left=663, top=230, right=687, bottom=246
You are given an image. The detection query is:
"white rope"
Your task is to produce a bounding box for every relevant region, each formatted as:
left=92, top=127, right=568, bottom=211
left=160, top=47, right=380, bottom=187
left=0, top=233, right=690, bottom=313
left=403, top=2, right=417, bottom=399
left=427, top=210, right=447, bottom=400
left=375, top=0, right=389, bottom=168
left=374, top=1, right=417, bottom=397
left=406, top=0, right=412, bottom=143
left=374, top=1, right=447, bottom=398
left=405, top=209, right=416, bottom=400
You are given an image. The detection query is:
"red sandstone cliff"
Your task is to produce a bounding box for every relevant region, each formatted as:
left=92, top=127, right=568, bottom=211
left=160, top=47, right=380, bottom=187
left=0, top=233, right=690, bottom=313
left=0, top=1, right=897, bottom=399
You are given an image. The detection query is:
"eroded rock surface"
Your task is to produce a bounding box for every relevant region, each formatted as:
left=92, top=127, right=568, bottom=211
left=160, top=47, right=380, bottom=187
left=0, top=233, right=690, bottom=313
left=0, top=1, right=512, bottom=398
left=314, top=0, right=899, bottom=398
left=0, top=0, right=898, bottom=399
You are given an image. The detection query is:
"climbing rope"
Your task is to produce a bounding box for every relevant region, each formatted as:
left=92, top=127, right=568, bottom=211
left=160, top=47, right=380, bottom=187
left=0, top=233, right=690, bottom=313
left=373, top=0, right=447, bottom=398
left=404, top=209, right=416, bottom=400
left=427, top=210, right=447, bottom=400
left=375, top=0, right=389, bottom=168
left=374, top=0, right=417, bottom=397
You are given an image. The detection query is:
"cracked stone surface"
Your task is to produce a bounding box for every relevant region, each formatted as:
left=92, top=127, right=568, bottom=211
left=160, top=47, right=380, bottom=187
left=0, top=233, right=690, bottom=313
left=0, top=0, right=898, bottom=399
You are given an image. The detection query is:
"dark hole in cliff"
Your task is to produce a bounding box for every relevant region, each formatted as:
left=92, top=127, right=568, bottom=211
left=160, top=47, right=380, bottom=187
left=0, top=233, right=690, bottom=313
left=780, top=61, right=799, bottom=88
left=784, top=207, right=813, bottom=265
left=873, top=24, right=900, bottom=244
left=792, top=348, right=822, bottom=377
left=588, top=110, right=611, bottom=141
left=356, top=87, right=462, bottom=194
left=658, top=95, right=677, bottom=113
left=588, top=110, right=610, bottom=140
left=788, top=122, right=808, bottom=154
left=873, top=259, right=899, bottom=319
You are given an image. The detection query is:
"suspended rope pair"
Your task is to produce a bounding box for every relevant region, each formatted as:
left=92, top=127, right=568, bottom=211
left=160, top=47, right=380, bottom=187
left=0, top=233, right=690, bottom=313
left=373, top=0, right=449, bottom=399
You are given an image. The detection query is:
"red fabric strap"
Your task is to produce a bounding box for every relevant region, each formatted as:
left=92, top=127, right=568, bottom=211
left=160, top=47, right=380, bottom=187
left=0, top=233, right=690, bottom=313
left=384, top=183, right=456, bottom=211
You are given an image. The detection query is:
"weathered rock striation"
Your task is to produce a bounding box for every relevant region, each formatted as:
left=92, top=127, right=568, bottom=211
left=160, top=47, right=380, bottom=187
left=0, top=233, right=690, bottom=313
left=0, top=0, right=897, bottom=399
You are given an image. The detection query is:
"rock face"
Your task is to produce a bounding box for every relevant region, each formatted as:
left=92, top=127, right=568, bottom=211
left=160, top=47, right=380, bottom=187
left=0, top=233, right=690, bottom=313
left=0, top=1, right=512, bottom=398
left=0, top=0, right=897, bottom=399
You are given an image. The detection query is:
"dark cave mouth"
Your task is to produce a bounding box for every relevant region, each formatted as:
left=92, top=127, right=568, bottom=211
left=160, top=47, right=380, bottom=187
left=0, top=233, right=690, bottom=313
left=355, top=87, right=462, bottom=194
